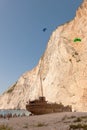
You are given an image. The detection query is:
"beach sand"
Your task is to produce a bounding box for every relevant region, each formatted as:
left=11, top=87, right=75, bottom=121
left=0, top=112, right=87, bottom=130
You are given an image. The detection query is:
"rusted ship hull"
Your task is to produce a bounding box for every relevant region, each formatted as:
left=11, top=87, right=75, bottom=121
left=26, top=104, right=71, bottom=115
left=26, top=97, right=72, bottom=115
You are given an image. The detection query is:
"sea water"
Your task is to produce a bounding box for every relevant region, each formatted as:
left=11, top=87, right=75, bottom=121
left=0, top=109, right=30, bottom=116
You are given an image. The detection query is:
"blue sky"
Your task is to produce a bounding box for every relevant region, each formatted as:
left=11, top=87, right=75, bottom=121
left=0, top=0, right=82, bottom=94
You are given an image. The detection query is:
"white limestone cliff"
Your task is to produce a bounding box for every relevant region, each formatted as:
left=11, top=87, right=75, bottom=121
left=0, top=0, right=87, bottom=111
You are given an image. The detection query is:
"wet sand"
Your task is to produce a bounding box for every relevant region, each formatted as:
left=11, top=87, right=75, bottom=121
left=0, top=112, right=87, bottom=130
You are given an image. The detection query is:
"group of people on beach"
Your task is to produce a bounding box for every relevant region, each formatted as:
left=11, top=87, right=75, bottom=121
left=0, top=112, right=26, bottom=119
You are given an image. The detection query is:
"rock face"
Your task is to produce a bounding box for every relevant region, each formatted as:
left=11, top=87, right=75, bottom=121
left=0, top=0, right=87, bottom=111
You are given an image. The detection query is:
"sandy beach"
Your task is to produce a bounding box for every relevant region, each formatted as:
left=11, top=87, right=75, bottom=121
left=0, top=112, right=87, bottom=130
